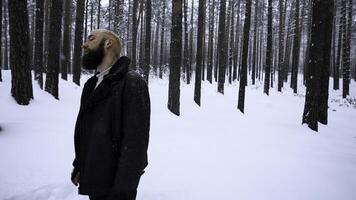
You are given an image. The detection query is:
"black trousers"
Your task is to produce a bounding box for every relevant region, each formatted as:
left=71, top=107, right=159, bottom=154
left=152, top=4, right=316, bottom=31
left=89, top=194, right=108, bottom=200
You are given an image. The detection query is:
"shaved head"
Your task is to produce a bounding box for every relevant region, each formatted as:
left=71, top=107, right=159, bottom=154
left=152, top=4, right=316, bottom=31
left=91, top=29, right=122, bottom=57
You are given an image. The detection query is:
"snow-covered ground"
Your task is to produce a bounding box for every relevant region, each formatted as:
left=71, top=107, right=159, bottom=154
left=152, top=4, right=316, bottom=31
left=1, top=70, right=356, bottom=200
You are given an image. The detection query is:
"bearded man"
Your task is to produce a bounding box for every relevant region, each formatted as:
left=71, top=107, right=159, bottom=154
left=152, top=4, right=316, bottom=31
left=70, top=29, right=150, bottom=200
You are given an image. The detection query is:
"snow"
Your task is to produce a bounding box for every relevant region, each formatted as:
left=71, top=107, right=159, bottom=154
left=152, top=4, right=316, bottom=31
left=1, top=69, right=356, bottom=200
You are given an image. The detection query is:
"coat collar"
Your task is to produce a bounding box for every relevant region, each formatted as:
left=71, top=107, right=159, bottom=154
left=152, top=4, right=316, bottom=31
left=80, top=56, right=131, bottom=113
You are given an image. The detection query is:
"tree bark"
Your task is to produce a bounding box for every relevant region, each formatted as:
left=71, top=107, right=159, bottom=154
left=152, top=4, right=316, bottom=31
left=8, top=0, right=33, bottom=104
left=168, top=0, right=182, bottom=115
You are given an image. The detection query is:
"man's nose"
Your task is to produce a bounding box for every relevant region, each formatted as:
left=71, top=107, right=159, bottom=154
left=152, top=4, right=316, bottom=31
left=81, top=43, right=88, bottom=49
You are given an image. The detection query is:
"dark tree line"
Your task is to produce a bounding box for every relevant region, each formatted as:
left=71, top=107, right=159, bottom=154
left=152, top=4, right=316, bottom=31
left=1, top=0, right=355, bottom=131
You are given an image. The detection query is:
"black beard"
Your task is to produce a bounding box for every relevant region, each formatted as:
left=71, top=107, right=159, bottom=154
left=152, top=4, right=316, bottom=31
left=81, top=42, right=105, bottom=70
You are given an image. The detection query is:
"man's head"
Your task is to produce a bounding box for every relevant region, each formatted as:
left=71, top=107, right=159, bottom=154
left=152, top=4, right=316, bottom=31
left=81, top=29, right=122, bottom=70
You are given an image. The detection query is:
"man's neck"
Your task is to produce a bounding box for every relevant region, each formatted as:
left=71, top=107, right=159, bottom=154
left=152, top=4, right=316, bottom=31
left=96, top=54, right=119, bottom=73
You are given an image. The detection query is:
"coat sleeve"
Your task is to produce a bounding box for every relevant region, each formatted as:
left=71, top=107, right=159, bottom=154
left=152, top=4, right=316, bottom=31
left=108, top=76, right=150, bottom=200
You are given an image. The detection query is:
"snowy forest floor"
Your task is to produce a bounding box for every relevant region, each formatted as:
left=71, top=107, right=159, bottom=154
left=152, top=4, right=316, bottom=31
left=1, top=70, right=356, bottom=200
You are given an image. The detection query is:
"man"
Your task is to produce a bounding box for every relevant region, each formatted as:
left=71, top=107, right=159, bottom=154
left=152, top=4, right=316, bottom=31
left=71, top=29, right=150, bottom=200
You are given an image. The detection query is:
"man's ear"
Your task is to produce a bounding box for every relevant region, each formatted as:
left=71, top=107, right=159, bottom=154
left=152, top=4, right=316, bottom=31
left=105, top=39, right=113, bottom=49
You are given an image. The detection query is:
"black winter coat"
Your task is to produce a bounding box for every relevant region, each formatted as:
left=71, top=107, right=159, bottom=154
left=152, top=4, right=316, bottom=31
left=72, top=56, right=150, bottom=200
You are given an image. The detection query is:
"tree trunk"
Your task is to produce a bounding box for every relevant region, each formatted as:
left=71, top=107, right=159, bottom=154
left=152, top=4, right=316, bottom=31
left=97, top=0, right=101, bottom=29
left=207, top=0, right=215, bottom=83
left=188, top=0, right=195, bottom=84
left=291, top=0, right=300, bottom=93
left=159, top=0, right=166, bottom=79
left=8, top=0, right=33, bottom=104
left=194, top=0, right=206, bottom=105
left=168, top=0, right=182, bottom=115
left=302, top=0, right=333, bottom=131
left=264, top=0, right=273, bottom=95
left=45, top=0, right=63, bottom=99
left=277, top=0, right=285, bottom=92
left=72, top=0, right=85, bottom=85
left=34, top=0, right=44, bottom=88
left=252, top=0, right=258, bottom=85
left=143, top=0, right=151, bottom=83
left=61, top=0, right=71, bottom=80
left=131, top=0, right=139, bottom=69
left=342, top=0, right=352, bottom=98
left=217, top=0, right=227, bottom=94
left=237, top=0, right=252, bottom=113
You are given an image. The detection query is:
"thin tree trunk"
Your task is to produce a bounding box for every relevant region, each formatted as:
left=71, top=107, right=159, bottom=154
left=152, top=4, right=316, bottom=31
left=159, top=0, right=166, bottom=79
left=34, top=0, right=44, bottom=88
left=237, top=0, right=252, bottom=113
left=194, top=0, right=206, bottom=105
left=168, top=0, right=182, bottom=115
left=264, top=0, right=273, bottom=95
left=61, top=0, right=71, bottom=80
left=217, top=0, right=227, bottom=94
left=72, top=0, right=85, bottom=85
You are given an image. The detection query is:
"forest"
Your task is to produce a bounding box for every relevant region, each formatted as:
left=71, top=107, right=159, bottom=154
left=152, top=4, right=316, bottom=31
left=0, top=0, right=355, bottom=132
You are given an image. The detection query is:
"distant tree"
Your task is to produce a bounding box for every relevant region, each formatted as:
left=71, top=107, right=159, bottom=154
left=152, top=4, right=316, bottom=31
left=33, top=0, right=44, bottom=88
left=0, top=0, right=2, bottom=82
left=194, top=0, right=206, bottom=105
left=291, top=0, right=300, bottom=93
left=73, top=0, right=85, bottom=85
left=342, top=0, right=352, bottom=98
left=8, top=0, right=33, bottom=104
left=3, top=0, right=9, bottom=70
left=278, top=0, right=285, bottom=92
left=61, top=0, right=71, bottom=80
left=131, top=0, right=139, bottom=69
left=237, top=0, right=252, bottom=113
left=188, top=0, right=195, bottom=84
left=168, top=0, right=182, bottom=115
left=207, top=0, right=215, bottom=83
left=183, top=0, right=189, bottom=82
left=252, top=0, right=258, bottom=85
left=159, top=0, right=166, bottom=79
left=264, top=0, right=273, bottom=95
left=45, top=0, right=63, bottom=99
left=217, top=0, right=227, bottom=94
left=144, top=0, right=152, bottom=83
left=97, top=0, right=101, bottom=29
left=302, top=0, right=333, bottom=131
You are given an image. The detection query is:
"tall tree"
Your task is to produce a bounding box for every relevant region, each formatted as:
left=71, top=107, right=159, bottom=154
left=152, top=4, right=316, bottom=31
left=237, top=0, right=252, bottom=113
left=217, top=0, right=227, bottom=94
left=264, top=0, right=273, bottom=95
left=8, top=0, right=33, bottom=104
left=228, top=0, right=235, bottom=84
left=34, top=0, right=44, bottom=88
left=72, top=0, right=85, bottom=85
left=252, top=0, right=258, bottom=85
left=207, top=0, right=215, bottom=83
left=188, top=0, right=195, bottom=84
left=61, top=0, right=72, bottom=80
left=342, top=0, right=352, bottom=98
left=144, top=0, right=152, bottom=83
left=183, top=0, right=189, bottom=82
left=335, top=14, right=342, bottom=90
left=168, top=0, right=182, bottom=115
left=114, top=0, right=123, bottom=35
left=291, top=0, right=300, bottom=93
left=277, top=0, right=285, bottom=92
left=159, top=0, right=166, bottom=79
left=302, top=0, right=333, bottom=131
left=97, top=0, right=101, bottom=29
left=45, top=0, right=63, bottom=99
left=194, top=0, right=206, bottom=105
left=3, top=0, right=9, bottom=70
left=131, top=0, right=139, bottom=69
left=0, top=0, right=2, bottom=82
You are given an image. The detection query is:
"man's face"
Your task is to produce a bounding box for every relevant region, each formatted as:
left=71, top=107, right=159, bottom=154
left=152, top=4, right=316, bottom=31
left=81, top=32, right=106, bottom=70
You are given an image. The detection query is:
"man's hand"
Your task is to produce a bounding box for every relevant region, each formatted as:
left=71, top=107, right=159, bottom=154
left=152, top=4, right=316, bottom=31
left=71, top=168, right=80, bottom=186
